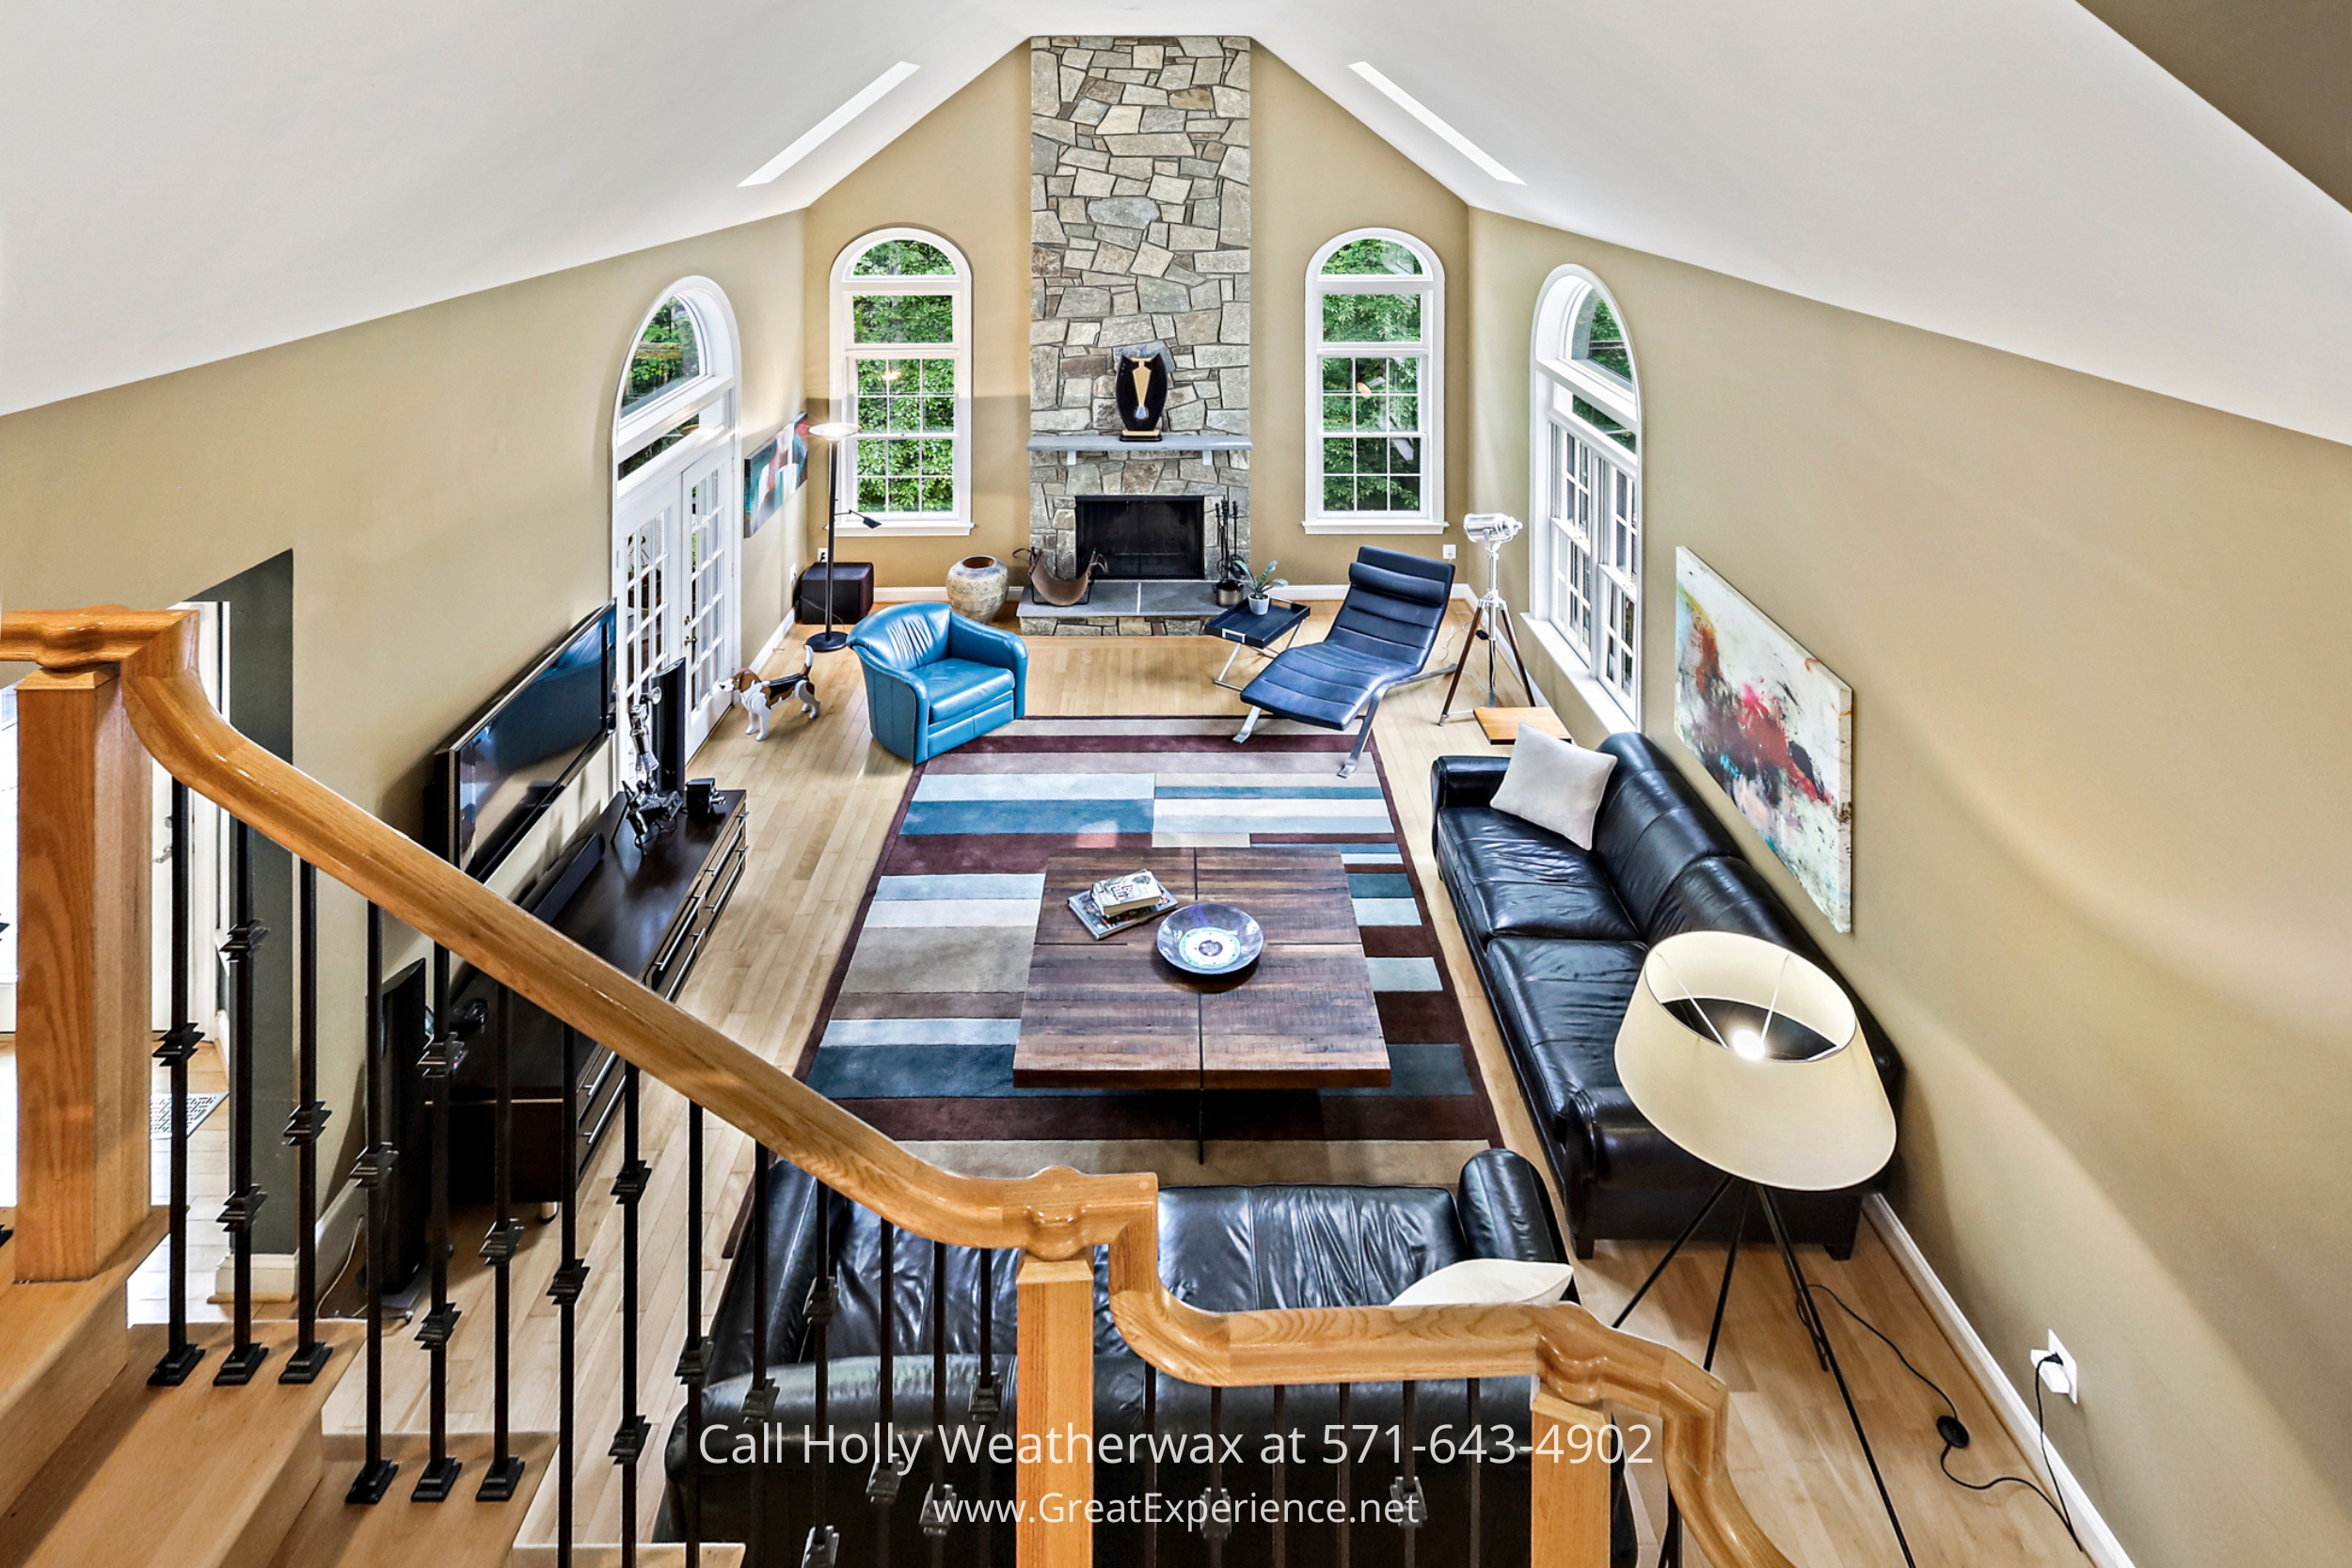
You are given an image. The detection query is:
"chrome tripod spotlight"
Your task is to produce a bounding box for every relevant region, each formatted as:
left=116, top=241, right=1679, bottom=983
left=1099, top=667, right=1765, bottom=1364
left=1439, top=513, right=1533, bottom=721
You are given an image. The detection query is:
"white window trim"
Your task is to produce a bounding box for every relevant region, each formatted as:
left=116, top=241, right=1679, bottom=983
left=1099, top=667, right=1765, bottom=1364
left=615, top=277, right=740, bottom=467
left=1305, top=228, right=1445, bottom=532
left=829, top=227, right=975, bottom=537
left=1526, top=264, right=1642, bottom=732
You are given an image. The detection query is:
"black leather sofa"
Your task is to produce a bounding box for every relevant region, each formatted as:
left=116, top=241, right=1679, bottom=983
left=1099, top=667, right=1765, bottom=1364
left=1431, top=734, right=1902, bottom=1258
left=663, top=1149, right=1631, bottom=1566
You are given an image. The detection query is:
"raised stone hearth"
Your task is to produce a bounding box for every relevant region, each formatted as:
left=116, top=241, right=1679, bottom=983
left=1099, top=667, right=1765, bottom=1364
left=1017, top=578, right=1224, bottom=637
left=1028, top=35, right=1250, bottom=633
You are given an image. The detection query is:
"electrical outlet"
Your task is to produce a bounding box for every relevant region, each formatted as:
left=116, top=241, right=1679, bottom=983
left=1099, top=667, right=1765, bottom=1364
left=1441, top=544, right=1457, bottom=561
left=2035, top=1334, right=2078, bottom=1403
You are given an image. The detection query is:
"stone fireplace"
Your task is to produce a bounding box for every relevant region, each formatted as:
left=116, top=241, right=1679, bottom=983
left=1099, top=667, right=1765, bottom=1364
left=1023, top=35, right=1250, bottom=636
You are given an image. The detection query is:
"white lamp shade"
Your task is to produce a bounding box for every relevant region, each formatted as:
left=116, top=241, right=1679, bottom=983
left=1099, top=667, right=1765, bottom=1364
left=1613, top=931, right=1895, bottom=1192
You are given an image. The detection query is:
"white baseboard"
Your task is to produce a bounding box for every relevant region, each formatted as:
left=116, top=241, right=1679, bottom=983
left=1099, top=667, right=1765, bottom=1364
left=749, top=608, right=796, bottom=669
left=206, top=1178, right=370, bottom=1306
left=1865, top=1195, right=2135, bottom=1567
left=875, top=586, right=948, bottom=602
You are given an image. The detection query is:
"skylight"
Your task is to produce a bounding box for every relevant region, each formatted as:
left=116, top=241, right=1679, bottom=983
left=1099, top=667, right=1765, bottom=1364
left=739, top=62, right=922, bottom=188
left=1348, top=62, right=1523, bottom=185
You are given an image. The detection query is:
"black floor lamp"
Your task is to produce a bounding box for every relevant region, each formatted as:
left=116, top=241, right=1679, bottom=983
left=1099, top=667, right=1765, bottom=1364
left=1609, top=930, right=1911, bottom=1568
left=805, top=420, right=882, bottom=657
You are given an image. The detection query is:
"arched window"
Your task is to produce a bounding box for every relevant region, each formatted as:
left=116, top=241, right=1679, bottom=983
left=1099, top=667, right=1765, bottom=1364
left=830, top=230, right=972, bottom=533
left=1307, top=230, right=1443, bottom=532
left=1530, top=268, right=1642, bottom=722
left=612, top=278, right=741, bottom=762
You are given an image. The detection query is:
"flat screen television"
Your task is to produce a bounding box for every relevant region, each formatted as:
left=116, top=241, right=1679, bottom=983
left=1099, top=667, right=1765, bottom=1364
left=425, top=603, right=615, bottom=879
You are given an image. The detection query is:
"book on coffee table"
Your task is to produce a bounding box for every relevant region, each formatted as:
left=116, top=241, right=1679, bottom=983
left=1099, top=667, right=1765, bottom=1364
left=1092, top=869, right=1167, bottom=919
left=1068, top=888, right=1182, bottom=941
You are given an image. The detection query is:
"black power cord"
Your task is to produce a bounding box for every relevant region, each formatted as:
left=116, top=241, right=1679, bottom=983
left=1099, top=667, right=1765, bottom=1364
left=1802, top=1281, right=2085, bottom=1556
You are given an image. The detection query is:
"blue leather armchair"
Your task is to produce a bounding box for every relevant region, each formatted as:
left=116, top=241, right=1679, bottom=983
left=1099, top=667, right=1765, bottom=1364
left=848, top=603, right=1027, bottom=763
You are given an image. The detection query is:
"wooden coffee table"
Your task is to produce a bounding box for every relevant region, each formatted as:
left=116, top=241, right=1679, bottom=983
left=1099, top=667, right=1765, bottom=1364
left=1016, top=848, right=1390, bottom=1153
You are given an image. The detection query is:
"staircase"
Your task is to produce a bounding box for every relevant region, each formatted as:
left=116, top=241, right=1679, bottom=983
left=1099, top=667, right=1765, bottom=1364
left=0, top=1282, right=545, bottom=1567
left=0, top=605, right=1799, bottom=1568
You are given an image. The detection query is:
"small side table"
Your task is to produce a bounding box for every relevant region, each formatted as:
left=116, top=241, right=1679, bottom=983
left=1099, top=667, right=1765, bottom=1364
left=1475, top=705, right=1569, bottom=744
left=1205, top=599, right=1311, bottom=691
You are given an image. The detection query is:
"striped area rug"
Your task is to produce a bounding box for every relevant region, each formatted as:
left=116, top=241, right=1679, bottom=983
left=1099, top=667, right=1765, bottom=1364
left=793, top=718, right=1500, bottom=1151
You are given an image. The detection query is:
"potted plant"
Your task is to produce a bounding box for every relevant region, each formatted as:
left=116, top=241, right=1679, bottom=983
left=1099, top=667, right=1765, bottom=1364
left=1246, top=562, right=1286, bottom=615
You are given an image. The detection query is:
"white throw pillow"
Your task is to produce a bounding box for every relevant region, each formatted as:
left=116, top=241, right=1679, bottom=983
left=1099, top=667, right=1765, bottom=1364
left=1486, top=726, right=1616, bottom=849
left=1390, top=1258, right=1576, bottom=1307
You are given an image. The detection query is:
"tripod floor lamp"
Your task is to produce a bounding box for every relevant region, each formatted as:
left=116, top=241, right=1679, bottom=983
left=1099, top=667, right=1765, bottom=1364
left=1438, top=513, right=1535, bottom=721
left=1610, top=931, right=1910, bottom=1568
left=805, top=420, right=882, bottom=657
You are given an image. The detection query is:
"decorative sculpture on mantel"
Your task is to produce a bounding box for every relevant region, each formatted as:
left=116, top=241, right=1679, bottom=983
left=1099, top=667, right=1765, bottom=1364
left=1114, top=346, right=1174, bottom=442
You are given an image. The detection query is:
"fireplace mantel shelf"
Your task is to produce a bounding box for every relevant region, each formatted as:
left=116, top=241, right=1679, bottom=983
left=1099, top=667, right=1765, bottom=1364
left=1028, top=434, right=1251, bottom=463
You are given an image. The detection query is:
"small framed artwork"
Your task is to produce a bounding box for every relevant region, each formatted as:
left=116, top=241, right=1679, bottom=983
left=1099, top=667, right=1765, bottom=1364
left=744, top=436, right=784, bottom=536
left=787, top=411, right=811, bottom=490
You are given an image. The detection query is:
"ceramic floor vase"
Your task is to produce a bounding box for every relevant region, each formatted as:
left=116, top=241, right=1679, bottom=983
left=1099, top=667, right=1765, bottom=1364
left=946, top=555, right=1010, bottom=622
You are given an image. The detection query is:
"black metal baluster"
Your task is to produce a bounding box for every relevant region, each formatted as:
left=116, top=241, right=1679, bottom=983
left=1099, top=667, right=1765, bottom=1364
left=1392, top=1383, right=1424, bottom=1567
left=413, top=943, right=464, bottom=1499
left=974, top=1249, right=998, bottom=1418
left=549, top=1024, right=588, bottom=1564
left=805, top=1184, right=839, bottom=1568
left=870, top=1218, right=898, bottom=1568
left=611, top=1063, right=651, bottom=1563
left=215, top=819, right=269, bottom=1386
left=748, top=1145, right=776, bottom=1566
left=280, top=862, right=333, bottom=1384
left=1464, top=1379, right=1480, bottom=1568
left=1142, top=1365, right=1157, bottom=1568
left=920, top=1240, right=951, bottom=1560
left=1269, top=1385, right=1287, bottom=1568
left=347, top=904, right=399, bottom=1502
left=480, top=987, right=527, bottom=1500
left=149, top=780, right=204, bottom=1386
left=1205, top=1386, right=1231, bottom=1568
left=677, top=1101, right=707, bottom=1562
left=972, top=1246, right=995, bottom=1568
left=1336, top=1384, right=1353, bottom=1568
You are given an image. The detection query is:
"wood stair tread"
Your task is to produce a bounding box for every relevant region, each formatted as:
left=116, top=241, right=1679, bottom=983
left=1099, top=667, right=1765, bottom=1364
left=269, top=1432, right=557, bottom=1568
left=0, top=1207, right=167, bottom=1521
left=0, top=1319, right=360, bottom=1568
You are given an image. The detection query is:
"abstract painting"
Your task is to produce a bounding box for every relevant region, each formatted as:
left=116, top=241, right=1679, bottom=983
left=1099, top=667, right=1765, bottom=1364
left=1673, top=548, right=1853, bottom=930
left=744, top=435, right=784, bottom=535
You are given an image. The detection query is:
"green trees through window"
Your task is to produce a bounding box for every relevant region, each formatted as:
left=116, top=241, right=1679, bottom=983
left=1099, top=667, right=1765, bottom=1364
left=1311, top=230, right=1439, bottom=518
left=622, top=299, right=703, bottom=415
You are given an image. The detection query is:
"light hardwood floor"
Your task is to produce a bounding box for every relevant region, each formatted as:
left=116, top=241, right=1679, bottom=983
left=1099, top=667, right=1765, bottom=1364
left=289, top=603, right=2087, bottom=1565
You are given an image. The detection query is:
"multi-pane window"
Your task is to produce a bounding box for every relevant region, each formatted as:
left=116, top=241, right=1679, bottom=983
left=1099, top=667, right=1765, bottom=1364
left=1533, top=273, right=1643, bottom=721
left=832, top=230, right=970, bottom=527
left=1309, top=231, right=1442, bottom=527
left=621, top=298, right=702, bottom=417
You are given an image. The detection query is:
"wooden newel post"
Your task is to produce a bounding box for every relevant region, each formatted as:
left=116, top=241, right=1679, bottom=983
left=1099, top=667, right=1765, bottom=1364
left=1530, top=1390, right=1613, bottom=1568
left=13, top=667, right=153, bottom=1282
left=1016, top=1254, right=1095, bottom=1568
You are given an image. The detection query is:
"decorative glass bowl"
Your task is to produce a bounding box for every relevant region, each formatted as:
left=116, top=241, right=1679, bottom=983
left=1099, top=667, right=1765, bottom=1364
left=1155, top=902, right=1264, bottom=975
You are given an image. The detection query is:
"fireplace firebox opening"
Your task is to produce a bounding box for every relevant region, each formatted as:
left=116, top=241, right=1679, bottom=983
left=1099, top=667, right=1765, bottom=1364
left=1074, top=495, right=1206, bottom=579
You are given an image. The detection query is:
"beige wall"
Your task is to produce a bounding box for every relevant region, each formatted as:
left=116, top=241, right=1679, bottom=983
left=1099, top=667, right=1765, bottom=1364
left=1251, top=50, right=1467, bottom=585
left=803, top=43, right=1469, bottom=593
left=803, top=48, right=1031, bottom=589
left=0, top=207, right=808, bottom=1185
left=1465, top=207, right=2352, bottom=1566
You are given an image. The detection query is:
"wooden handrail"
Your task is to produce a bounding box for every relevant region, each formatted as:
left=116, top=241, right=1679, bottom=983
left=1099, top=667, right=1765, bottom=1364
left=1, top=606, right=1796, bottom=1568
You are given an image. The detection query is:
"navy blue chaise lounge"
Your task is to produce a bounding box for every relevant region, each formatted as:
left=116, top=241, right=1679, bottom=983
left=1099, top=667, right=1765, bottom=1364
left=1232, top=546, right=1455, bottom=776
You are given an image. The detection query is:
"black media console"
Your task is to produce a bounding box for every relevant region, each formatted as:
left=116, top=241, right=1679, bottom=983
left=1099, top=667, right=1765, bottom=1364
left=378, top=787, right=747, bottom=1290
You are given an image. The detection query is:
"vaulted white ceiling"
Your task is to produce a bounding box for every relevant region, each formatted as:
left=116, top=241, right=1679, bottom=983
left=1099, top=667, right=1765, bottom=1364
left=6, top=0, right=2351, bottom=445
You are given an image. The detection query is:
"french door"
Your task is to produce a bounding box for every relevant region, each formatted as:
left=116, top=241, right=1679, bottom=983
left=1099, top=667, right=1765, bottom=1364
left=613, top=441, right=737, bottom=775
left=680, top=451, right=736, bottom=754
